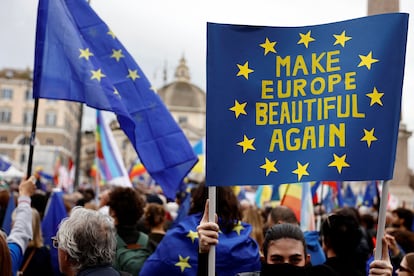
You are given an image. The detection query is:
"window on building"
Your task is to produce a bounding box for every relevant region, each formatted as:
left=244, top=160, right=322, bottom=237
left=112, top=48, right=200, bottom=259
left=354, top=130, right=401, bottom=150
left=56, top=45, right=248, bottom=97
left=0, top=109, right=11, bottom=123
left=178, top=116, right=188, bottom=124
left=45, top=111, right=57, bottom=126
left=23, top=111, right=33, bottom=125
left=0, top=136, right=7, bottom=142
left=1, top=88, right=13, bottom=99
left=25, top=89, right=33, bottom=101
left=20, top=153, right=26, bottom=163
left=46, top=138, right=54, bottom=145
left=18, top=136, right=31, bottom=145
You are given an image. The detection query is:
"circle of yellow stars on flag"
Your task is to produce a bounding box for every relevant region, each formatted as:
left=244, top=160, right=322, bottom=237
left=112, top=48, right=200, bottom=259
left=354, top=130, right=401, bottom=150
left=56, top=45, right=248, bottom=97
left=229, top=26, right=385, bottom=182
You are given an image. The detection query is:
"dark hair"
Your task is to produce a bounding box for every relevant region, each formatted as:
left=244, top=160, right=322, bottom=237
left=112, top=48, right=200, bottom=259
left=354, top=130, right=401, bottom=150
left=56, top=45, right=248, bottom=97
left=268, top=206, right=299, bottom=225
left=388, top=229, right=414, bottom=253
left=144, top=203, right=165, bottom=228
left=321, top=212, right=361, bottom=258
left=107, top=187, right=145, bottom=226
left=392, top=207, right=414, bottom=230
left=189, top=181, right=241, bottom=233
left=263, top=223, right=306, bottom=260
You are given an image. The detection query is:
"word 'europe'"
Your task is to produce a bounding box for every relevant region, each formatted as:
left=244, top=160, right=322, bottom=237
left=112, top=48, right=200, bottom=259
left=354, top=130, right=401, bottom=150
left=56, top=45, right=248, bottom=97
left=256, top=50, right=366, bottom=152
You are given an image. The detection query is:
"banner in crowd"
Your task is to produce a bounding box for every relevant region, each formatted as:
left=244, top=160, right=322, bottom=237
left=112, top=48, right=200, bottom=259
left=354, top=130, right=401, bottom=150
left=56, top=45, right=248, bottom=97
left=33, top=0, right=197, bottom=199
left=206, top=13, right=408, bottom=186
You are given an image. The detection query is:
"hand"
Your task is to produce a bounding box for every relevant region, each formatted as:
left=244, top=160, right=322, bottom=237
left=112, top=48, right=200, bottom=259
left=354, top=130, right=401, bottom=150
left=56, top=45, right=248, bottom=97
left=384, top=233, right=400, bottom=257
left=196, top=199, right=219, bottom=253
left=369, top=237, right=393, bottom=276
left=18, top=176, right=36, bottom=197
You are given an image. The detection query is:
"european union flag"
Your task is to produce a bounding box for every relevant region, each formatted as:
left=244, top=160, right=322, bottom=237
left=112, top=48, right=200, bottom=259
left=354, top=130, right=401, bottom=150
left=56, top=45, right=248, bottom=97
left=33, top=0, right=197, bottom=199
left=1, top=192, right=15, bottom=235
left=140, top=213, right=261, bottom=276
left=41, top=190, right=68, bottom=276
left=206, top=13, right=408, bottom=186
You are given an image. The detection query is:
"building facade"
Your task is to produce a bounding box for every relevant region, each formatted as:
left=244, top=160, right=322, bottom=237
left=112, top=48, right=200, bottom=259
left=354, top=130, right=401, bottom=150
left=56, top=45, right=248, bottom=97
left=0, top=68, right=80, bottom=175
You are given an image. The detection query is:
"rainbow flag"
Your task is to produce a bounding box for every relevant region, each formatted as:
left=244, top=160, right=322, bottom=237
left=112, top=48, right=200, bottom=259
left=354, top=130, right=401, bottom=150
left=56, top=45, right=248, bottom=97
left=129, top=159, right=147, bottom=180
left=279, top=183, right=302, bottom=222
left=279, top=182, right=315, bottom=231
left=96, top=110, right=131, bottom=187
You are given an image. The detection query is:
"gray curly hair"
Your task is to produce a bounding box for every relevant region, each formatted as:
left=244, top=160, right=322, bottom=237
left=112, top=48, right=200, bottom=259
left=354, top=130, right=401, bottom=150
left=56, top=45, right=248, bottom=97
left=57, top=206, right=116, bottom=270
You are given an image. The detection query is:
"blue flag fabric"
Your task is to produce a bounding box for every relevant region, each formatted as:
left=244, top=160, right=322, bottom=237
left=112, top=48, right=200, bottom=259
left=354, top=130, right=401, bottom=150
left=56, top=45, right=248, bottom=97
left=1, top=192, right=15, bottom=235
left=41, top=190, right=68, bottom=276
left=140, top=213, right=261, bottom=276
left=363, top=181, right=378, bottom=207
left=343, top=184, right=357, bottom=207
left=206, top=13, right=408, bottom=186
left=0, top=157, right=11, bottom=172
left=33, top=0, right=197, bottom=199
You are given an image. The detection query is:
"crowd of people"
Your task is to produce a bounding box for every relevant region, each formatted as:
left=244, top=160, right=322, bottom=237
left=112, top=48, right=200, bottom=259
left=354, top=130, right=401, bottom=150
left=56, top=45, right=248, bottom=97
left=0, top=176, right=413, bottom=276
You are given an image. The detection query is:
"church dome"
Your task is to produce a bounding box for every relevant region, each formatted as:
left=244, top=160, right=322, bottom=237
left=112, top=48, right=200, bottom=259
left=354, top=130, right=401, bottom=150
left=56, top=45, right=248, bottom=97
left=157, top=56, right=205, bottom=111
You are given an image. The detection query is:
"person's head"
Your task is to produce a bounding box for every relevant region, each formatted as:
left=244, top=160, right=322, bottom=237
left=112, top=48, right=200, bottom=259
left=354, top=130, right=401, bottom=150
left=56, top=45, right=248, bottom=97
left=391, top=208, right=414, bottom=231
left=144, top=203, right=166, bottom=230
left=0, top=232, right=12, bottom=276
left=189, top=181, right=241, bottom=233
left=321, top=212, right=361, bottom=259
left=263, top=223, right=309, bottom=266
left=107, top=186, right=145, bottom=226
left=55, top=207, right=116, bottom=274
left=267, top=206, right=299, bottom=226
left=397, top=252, right=414, bottom=276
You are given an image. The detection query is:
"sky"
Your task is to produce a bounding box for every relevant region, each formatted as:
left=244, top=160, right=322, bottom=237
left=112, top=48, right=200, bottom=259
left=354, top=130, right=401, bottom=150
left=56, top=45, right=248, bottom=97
left=1, top=0, right=414, bottom=169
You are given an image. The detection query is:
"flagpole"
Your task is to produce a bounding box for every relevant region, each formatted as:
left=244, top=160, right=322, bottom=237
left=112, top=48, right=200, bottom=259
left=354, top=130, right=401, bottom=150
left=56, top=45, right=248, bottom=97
left=208, top=185, right=216, bottom=276
left=26, top=98, right=40, bottom=177
left=280, top=183, right=291, bottom=205
left=374, top=180, right=389, bottom=260
left=73, top=103, right=83, bottom=189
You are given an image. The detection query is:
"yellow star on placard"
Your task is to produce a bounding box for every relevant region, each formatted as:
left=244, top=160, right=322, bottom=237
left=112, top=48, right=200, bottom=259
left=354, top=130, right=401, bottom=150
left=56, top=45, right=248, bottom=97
left=107, top=29, right=116, bottom=39
left=229, top=100, right=247, bottom=118
left=127, top=69, right=140, bottom=81
left=333, top=31, right=352, bottom=47
left=297, top=31, right=315, bottom=48
left=236, top=61, right=254, bottom=80
left=366, top=87, right=384, bottom=106
left=232, top=221, right=245, bottom=235
left=358, top=51, right=379, bottom=70
left=237, top=135, right=256, bottom=153
left=79, top=48, right=93, bottom=60
left=186, top=230, right=198, bottom=243
left=111, top=49, right=124, bottom=62
left=260, top=37, right=277, bottom=55
left=175, top=255, right=191, bottom=272
left=90, top=69, right=106, bottom=82
left=292, top=161, right=310, bottom=181
left=260, top=158, right=278, bottom=176
left=328, top=154, right=350, bottom=173
left=361, top=128, right=377, bottom=148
